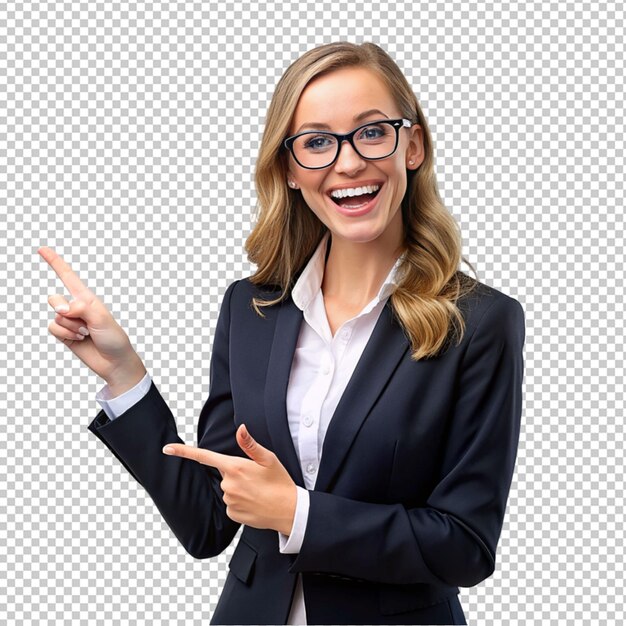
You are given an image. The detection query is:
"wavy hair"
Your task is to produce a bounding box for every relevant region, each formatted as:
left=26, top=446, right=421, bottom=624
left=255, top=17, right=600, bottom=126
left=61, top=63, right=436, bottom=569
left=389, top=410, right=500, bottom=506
left=245, top=41, right=478, bottom=360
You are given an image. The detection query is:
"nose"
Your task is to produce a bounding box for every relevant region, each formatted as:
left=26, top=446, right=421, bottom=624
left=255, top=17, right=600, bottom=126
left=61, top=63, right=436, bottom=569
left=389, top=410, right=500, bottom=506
left=333, top=139, right=366, bottom=174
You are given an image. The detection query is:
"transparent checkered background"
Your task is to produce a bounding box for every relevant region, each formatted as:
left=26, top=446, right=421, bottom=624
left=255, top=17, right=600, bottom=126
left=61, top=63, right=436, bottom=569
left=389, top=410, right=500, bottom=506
left=1, top=1, right=624, bottom=624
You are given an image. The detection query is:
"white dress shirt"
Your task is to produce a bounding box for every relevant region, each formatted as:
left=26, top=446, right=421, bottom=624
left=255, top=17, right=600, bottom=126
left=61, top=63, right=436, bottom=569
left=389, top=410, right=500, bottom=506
left=95, top=231, right=403, bottom=625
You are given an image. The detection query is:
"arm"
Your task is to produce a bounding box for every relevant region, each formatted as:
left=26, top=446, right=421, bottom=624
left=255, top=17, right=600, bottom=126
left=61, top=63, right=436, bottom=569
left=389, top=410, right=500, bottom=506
left=87, top=279, right=242, bottom=559
left=288, top=295, right=526, bottom=587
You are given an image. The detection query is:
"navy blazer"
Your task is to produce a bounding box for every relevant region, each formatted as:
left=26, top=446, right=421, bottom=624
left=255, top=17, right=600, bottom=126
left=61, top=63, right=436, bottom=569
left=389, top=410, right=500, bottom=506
left=88, top=273, right=525, bottom=625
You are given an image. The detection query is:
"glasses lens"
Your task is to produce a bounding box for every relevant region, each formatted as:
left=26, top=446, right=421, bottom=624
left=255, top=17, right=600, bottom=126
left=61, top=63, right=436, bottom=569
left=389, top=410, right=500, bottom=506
left=292, top=133, right=338, bottom=169
left=292, top=122, right=397, bottom=168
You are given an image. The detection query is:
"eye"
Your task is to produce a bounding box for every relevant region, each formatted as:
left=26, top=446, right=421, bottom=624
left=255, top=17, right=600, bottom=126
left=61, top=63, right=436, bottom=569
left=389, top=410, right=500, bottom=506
left=303, top=134, right=335, bottom=151
left=357, top=124, right=389, bottom=141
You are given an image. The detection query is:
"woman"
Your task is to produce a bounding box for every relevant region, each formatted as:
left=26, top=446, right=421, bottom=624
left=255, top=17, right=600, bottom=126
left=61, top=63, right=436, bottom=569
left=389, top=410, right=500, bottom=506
left=39, top=42, right=525, bottom=625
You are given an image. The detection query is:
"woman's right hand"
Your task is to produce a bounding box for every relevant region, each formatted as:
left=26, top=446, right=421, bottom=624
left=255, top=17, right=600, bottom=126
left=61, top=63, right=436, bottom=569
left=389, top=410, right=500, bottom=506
left=38, top=246, right=146, bottom=387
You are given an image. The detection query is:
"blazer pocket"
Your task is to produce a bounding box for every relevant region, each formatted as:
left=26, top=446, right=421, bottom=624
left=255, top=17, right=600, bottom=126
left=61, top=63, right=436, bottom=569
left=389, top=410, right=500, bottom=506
left=379, top=583, right=455, bottom=616
left=228, top=538, right=258, bottom=586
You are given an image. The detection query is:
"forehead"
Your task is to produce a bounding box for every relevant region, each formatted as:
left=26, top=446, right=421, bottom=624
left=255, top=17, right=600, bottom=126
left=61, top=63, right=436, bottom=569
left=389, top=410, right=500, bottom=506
left=290, top=67, right=399, bottom=133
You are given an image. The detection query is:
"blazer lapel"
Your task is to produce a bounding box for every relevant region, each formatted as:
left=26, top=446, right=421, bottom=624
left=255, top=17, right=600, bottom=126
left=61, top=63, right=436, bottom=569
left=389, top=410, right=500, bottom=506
left=314, top=301, right=410, bottom=492
left=264, top=295, right=307, bottom=488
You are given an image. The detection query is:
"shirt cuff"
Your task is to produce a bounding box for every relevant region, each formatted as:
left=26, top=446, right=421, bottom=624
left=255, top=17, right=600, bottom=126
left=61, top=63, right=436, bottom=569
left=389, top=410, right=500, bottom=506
left=278, top=486, right=310, bottom=554
left=95, top=371, right=152, bottom=421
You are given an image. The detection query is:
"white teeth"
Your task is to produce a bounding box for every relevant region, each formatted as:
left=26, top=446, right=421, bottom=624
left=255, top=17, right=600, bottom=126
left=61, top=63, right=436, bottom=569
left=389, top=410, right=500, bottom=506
left=330, top=184, right=380, bottom=199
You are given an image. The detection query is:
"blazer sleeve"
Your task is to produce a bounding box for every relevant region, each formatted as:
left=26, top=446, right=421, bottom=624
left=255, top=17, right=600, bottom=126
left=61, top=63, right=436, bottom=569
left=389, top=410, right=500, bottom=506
left=288, top=294, right=526, bottom=588
left=87, top=279, right=242, bottom=559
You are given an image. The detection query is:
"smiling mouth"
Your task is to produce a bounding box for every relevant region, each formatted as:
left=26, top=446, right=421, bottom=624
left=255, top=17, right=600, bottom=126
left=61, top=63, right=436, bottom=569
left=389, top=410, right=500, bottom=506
left=329, top=186, right=382, bottom=208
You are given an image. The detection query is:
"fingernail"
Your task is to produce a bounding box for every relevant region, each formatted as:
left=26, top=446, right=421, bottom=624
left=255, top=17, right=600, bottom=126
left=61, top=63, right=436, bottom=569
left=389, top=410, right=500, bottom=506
left=55, top=305, right=70, bottom=313
left=163, top=446, right=175, bottom=455
left=78, top=326, right=89, bottom=336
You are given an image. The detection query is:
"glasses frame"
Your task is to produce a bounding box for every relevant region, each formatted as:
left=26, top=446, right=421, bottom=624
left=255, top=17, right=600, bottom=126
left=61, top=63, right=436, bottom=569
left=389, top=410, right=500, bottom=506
left=283, top=118, right=415, bottom=170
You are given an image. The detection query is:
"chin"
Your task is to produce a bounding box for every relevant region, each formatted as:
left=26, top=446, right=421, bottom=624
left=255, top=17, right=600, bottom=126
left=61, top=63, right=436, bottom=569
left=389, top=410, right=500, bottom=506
left=328, top=221, right=390, bottom=244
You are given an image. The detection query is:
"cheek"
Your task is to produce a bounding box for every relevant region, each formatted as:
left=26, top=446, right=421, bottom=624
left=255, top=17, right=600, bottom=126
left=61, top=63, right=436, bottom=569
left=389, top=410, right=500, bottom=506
left=383, top=180, right=406, bottom=211
left=299, top=190, right=327, bottom=218
left=305, top=197, right=334, bottom=229
left=388, top=165, right=409, bottom=203
left=297, top=179, right=331, bottom=214
left=294, top=169, right=325, bottom=190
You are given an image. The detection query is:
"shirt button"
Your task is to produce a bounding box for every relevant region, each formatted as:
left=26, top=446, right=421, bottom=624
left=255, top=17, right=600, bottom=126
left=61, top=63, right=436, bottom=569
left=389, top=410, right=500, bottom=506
left=341, top=328, right=351, bottom=340
left=303, top=414, right=313, bottom=427
left=321, top=364, right=330, bottom=375
left=306, top=463, right=316, bottom=474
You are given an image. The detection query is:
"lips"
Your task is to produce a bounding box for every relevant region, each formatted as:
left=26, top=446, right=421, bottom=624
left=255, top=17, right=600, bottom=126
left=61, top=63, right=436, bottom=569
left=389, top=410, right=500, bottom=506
left=326, top=182, right=384, bottom=217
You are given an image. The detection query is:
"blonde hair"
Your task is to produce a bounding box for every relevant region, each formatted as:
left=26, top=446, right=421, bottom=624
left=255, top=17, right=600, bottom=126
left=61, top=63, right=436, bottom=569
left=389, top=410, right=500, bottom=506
left=245, top=41, right=479, bottom=360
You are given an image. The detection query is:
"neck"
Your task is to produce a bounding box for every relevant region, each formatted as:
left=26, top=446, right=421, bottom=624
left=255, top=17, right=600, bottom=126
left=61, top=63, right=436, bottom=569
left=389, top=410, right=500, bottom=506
left=321, top=215, right=405, bottom=308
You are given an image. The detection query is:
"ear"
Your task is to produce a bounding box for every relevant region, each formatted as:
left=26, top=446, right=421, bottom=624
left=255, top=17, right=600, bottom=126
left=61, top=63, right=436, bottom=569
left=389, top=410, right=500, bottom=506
left=405, top=124, right=425, bottom=170
left=287, top=172, right=299, bottom=189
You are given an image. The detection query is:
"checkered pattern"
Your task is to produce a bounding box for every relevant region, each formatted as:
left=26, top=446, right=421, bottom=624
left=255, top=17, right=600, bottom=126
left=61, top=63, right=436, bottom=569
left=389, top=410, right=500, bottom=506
left=2, top=1, right=625, bottom=624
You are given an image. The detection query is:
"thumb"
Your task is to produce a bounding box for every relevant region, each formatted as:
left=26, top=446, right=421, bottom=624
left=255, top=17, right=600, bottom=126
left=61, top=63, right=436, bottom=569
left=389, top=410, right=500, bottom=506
left=237, top=424, right=273, bottom=467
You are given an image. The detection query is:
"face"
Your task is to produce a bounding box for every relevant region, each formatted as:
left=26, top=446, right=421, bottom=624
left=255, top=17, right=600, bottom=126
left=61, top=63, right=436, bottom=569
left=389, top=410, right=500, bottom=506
left=286, top=66, right=424, bottom=248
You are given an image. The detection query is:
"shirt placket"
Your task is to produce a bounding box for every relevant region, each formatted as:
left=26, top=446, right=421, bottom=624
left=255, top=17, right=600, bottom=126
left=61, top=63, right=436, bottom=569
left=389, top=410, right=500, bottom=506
left=298, top=293, right=336, bottom=489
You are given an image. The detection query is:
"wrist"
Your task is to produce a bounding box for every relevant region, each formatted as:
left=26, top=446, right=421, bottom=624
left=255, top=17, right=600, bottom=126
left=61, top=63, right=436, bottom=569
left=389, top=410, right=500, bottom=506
left=106, top=357, right=147, bottom=397
left=277, top=484, right=298, bottom=536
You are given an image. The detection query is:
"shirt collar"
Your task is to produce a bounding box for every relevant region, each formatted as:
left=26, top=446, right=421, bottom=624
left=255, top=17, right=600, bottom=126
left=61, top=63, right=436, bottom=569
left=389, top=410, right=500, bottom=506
left=291, top=231, right=405, bottom=312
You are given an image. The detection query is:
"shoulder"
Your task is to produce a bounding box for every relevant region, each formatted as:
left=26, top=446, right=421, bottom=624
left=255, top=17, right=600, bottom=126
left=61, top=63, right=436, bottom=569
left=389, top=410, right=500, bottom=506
left=456, top=273, right=524, bottom=317
left=220, top=275, right=284, bottom=319
left=226, top=275, right=283, bottom=301
left=454, top=272, right=525, bottom=346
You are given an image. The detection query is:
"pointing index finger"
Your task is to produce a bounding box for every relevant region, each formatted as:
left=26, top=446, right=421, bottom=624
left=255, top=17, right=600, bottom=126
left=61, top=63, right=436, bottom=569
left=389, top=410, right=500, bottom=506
left=162, top=444, right=234, bottom=472
left=38, top=246, right=91, bottom=298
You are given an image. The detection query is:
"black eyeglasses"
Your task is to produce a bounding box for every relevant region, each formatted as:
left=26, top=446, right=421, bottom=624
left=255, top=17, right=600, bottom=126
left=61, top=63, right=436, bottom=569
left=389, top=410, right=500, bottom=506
left=283, top=118, right=415, bottom=170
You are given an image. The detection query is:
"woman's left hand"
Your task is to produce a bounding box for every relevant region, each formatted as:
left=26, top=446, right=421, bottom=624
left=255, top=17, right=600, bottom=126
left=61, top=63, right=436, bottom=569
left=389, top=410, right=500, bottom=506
left=162, top=424, right=297, bottom=536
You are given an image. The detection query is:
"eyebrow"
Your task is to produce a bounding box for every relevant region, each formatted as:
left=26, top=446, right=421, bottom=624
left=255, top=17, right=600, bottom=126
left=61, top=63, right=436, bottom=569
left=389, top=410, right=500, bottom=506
left=295, top=109, right=389, bottom=134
